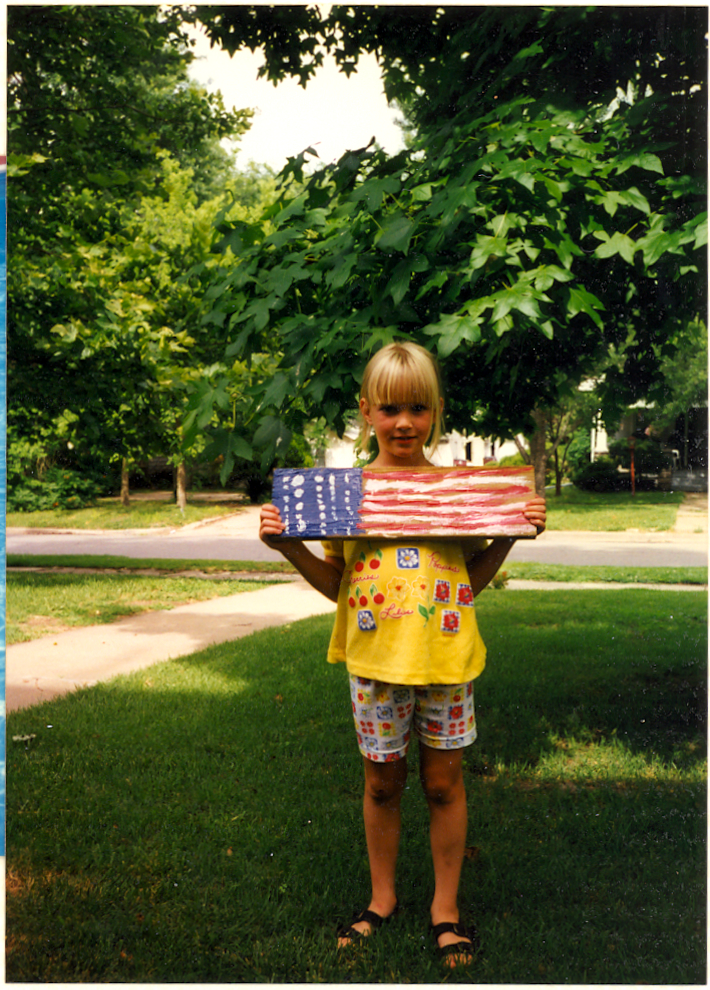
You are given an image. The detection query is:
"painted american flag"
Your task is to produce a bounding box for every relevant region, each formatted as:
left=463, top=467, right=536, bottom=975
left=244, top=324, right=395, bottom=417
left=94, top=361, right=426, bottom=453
left=272, top=466, right=537, bottom=539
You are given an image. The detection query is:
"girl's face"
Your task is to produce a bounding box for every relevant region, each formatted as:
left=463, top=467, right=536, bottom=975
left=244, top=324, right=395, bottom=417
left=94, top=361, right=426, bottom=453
left=360, top=396, right=442, bottom=468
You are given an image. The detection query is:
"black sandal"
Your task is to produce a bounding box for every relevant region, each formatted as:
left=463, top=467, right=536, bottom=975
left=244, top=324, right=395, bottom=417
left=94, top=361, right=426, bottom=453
left=431, top=920, right=481, bottom=964
left=337, top=903, right=399, bottom=945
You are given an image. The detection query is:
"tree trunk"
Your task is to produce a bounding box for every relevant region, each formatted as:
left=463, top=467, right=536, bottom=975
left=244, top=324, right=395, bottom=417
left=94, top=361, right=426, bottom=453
left=513, top=435, right=532, bottom=463
left=554, top=446, right=562, bottom=496
left=120, top=458, right=130, bottom=507
left=175, top=461, right=188, bottom=512
left=529, top=408, right=548, bottom=495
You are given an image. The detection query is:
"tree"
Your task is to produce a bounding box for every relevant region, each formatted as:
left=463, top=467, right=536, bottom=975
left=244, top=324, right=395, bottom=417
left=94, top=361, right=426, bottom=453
left=513, top=388, right=602, bottom=496
left=41, top=152, right=281, bottom=506
left=187, top=5, right=706, bottom=492
left=650, top=319, right=708, bottom=469
left=7, top=5, right=253, bottom=498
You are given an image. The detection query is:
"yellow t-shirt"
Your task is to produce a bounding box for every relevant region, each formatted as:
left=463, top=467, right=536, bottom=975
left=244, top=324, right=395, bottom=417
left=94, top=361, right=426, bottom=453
left=321, top=537, right=488, bottom=686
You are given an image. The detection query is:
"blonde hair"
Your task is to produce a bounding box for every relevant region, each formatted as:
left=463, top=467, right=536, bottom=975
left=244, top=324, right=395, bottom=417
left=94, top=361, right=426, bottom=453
left=358, top=341, right=444, bottom=452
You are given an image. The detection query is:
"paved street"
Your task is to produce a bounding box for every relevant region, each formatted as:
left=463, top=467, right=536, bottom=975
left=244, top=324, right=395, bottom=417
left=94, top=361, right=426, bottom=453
left=6, top=502, right=708, bottom=568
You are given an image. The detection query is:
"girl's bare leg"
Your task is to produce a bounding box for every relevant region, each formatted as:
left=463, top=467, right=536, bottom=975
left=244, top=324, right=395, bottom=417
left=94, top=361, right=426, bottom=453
left=419, top=745, right=475, bottom=965
left=338, top=756, right=407, bottom=946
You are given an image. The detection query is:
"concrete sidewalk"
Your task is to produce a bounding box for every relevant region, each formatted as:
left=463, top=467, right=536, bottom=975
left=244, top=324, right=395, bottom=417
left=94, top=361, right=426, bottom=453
left=6, top=580, right=336, bottom=713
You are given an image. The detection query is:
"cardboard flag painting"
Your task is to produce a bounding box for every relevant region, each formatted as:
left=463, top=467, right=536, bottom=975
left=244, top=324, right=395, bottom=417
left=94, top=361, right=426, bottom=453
left=272, top=466, right=538, bottom=539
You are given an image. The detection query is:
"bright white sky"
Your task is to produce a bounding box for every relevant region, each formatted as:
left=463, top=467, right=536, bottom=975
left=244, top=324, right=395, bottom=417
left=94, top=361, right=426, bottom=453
left=185, top=23, right=406, bottom=173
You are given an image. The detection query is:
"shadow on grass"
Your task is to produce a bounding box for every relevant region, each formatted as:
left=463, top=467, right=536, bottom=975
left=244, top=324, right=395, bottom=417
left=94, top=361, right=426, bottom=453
left=6, top=591, right=706, bottom=984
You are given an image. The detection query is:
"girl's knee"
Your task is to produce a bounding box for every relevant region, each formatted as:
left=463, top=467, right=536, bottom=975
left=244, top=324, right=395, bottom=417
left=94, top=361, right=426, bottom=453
left=421, top=775, right=462, bottom=806
left=364, top=758, right=407, bottom=804
left=419, top=753, right=465, bottom=805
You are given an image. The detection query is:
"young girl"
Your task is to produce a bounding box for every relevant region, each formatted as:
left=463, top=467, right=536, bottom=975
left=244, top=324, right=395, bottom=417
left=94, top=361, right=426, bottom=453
left=259, top=342, right=546, bottom=966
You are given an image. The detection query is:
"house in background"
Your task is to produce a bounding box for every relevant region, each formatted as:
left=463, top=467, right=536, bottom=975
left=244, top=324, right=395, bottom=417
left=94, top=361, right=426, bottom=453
left=613, top=404, right=708, bottom=492
left=319, top=424, right=521, bottom=468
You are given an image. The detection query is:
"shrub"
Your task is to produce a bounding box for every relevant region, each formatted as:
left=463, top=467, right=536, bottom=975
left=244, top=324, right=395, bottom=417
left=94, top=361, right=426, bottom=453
left=8, top=467, right=103, bottom=512
left=570, top=458, right=629, bottom=492
left=497, top=453, right=527, bottom=468
left=607, top=437, right=673, bottom=477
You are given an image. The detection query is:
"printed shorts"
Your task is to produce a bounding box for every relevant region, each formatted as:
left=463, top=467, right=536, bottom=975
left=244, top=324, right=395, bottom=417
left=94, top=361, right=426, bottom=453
left=348, top=675, right=477, bottom=763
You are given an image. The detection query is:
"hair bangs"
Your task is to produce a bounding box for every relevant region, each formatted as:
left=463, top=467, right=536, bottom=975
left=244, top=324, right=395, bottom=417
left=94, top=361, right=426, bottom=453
left=368, top=361, right=437, bottom=410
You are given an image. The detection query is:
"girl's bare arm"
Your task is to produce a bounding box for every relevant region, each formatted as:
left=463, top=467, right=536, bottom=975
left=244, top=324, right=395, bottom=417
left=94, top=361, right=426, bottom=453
left=259, top=503, right=345, bottom=602
left=465, top=496, right=546, bottom=597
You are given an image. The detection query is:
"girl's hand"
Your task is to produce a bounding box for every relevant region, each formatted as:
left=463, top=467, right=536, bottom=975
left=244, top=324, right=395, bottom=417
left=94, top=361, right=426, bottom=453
left=523, top=496, right=547, bottom=534
left=258, top=502, right=342, bottom=601
left=259, top=503, right=286, bottom=547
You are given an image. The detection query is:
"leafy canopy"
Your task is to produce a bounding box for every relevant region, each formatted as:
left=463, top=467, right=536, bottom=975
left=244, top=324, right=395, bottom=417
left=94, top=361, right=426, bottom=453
left=188, top=5, right=706, bottom=461
left=7, top=4, right=254, bottom=479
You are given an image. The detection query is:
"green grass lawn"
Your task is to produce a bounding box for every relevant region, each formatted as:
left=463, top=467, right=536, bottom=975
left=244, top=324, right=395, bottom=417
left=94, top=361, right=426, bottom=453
left=6, top=495, right=246, bottom=530
left=502, top=561, right=707, bottom=586
left=6, top=554, right=296, bottom=575
left=6, top=590, right=706, bottom=984
left=5, top=572, right=278, bottom=645
left=544, top=487, right=686, bottom=531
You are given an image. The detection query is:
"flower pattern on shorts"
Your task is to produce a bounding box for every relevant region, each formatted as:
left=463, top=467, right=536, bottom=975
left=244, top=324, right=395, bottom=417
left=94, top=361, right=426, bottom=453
left=350, top=676, right=476, bottom=763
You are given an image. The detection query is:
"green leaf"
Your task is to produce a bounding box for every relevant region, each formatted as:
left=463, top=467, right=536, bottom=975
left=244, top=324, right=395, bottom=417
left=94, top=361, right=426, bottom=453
left=362, top=326, right=400, bottom=352
left=85, top=169, right=130, bottom=187
left=229, top=434, right=253, bottom=461
left=266, top=262, right=311, bottom=296
left=351, top=175, right=400, bottom=211
left=376, top=214, right=416, bottom=254
left=533, top=265, right=573, bottom=292
left=469, top=234, right=508, bottom=271
left=7, top=152, right=48, bottom=177
left=542, top=233, right=581, bottom=270
left=238, top=294, right=278, bottom=332
left=306, top=371, right=343, bottom=404
left=618, top=186, right=651, bottom=215
left=386, top=256, right=428, bottom=306
left=593, top=231, right=638, bottom=265
left=213, top=433, right=254, bottom=486
left=410, top=182, right=434, bottom=203
left=613, top=152, right=664, bottom=176
left=499, top=159, right=537, bottom=191
left=490, top=292, right=514, bottom=323
left=493, top=314, right=514, bottom=337
left=566, top=286, right=605, bottom=329
left=692, top=215, right=708, bottom=250
left=423, top=311, right=482, bottom=358
left=261, top=372, right=292, bottom=409
left=253, top=415, right=293, bottom=471
left=326, top=253, right=358, bottom=290
left=541, top=175, right=570, bottom=201
left=264, top=227, right=303, bottom=250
